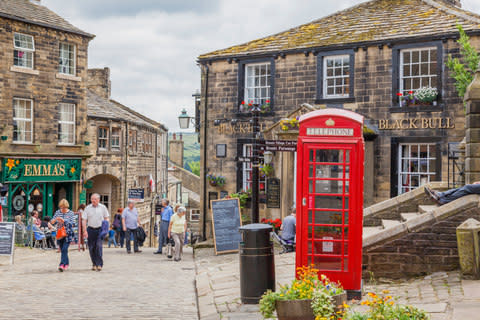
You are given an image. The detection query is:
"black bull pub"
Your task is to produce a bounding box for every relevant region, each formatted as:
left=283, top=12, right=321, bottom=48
left=0, top=158, right=82, bottom=220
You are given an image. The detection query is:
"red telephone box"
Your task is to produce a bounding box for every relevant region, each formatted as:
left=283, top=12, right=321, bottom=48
left=296, top=108, right=364, bottom=296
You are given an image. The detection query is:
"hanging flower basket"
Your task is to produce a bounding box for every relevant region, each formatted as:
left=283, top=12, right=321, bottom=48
left=206, top=174, right=226, bottom=188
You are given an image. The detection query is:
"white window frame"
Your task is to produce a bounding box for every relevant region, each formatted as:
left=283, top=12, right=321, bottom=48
left=111, top=128, right=121, bottom=151
left=13, top=98, right=33, bottom=144
left=129, top=130, right=137, bottom=152
left=242, top=144, right=253, bottom=191
left=244, top=62, right=271, bottom=105
left=190, top=209, right=200, bottom=222
left=398, top=143, right=436, bottom=195
left=323, top=55, right=350, bottom=98
left=399, top=47, right=438, bottom=98
left=58, top=43, right=76, bottom=75
left=58, top=103, right=75, bottom=145
left=13, top=33, right=34, bottom=69
left=98, top=127, right=109, bottom=151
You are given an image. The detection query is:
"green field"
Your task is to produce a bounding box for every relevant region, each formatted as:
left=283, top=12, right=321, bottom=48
left=169, top=132, right=200, bottom=174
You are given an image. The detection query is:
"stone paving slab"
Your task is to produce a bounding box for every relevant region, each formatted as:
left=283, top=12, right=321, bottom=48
left=0, top=246, right=198, bottom=319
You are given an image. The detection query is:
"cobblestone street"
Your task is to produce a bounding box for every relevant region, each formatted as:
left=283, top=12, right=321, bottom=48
left=0, top=246, right=198, bottom=320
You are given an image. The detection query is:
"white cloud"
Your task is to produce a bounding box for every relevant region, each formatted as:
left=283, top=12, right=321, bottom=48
left=41, top=0, right=480, bottom=131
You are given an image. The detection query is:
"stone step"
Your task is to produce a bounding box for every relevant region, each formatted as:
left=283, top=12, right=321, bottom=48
left=401, top=212, right=421, bottom=221
left=382, top=219, right=402, bottom=229
left=418, top=205, right=439, bottom=213
left=362, top=226, right=383, bottom=239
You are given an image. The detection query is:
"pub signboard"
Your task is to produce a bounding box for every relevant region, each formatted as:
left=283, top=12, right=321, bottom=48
left=1, top=158, right=82, bottom=183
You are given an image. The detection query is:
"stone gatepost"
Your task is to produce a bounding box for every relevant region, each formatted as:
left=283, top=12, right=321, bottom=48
left=464, top=63, right=480, bottom=184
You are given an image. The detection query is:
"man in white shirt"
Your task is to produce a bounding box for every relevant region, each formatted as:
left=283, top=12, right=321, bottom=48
left=82, top=193, right=109, bottom=271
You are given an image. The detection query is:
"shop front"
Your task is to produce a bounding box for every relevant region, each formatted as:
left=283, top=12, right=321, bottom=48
left=1, top=158, right=82, bottom=221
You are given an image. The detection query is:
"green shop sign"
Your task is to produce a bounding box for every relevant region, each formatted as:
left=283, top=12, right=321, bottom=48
left=2, top=158, right=82, bottom=183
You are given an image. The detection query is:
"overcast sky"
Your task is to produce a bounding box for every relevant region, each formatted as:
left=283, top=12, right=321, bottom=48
left=41, top=0, right=480, bottom=132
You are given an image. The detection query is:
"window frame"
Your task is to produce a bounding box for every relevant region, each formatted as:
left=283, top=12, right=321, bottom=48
left=111, top=127, right=121, bottom=151
left=57, top=103, right=76, bottom=145
left=237, top=58, right=275, bottom=114
left=316, top=49, right=355, bottom=103
left=12, top=98, right=33, bottom=144
left=98, top=127, right=109, bottom=151
left=392, top=42, right=443, bottom=110
left=323, top=54, right=351, bottom=99
left=143, top=132, right=153, bottom=154
left=58, top=42, right=76, bottom=75
left=397, top=143, right=437, bottom=195
left=13, top=33, right=35, bottom=69
left=129, top=130, right=137, bottom=153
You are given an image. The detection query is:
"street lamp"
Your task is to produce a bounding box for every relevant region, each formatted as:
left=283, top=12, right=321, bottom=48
left=178, top=108, right=192, bottom=129
left=263, top=151, right=273, bottom=165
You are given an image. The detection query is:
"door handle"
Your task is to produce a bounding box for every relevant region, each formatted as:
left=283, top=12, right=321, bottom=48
left=302, top=197, right=306, bottom=206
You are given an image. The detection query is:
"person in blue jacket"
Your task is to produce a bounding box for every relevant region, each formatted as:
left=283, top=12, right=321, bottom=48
left=154, top=199, right=173, bottom=254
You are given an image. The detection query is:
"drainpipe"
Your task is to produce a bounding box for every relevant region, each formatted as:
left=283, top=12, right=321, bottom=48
left=150, top=130, right=159, bottom=247
left=202, top=64, right=209, bottom=241
left=124, top=122, right=129, bottom=208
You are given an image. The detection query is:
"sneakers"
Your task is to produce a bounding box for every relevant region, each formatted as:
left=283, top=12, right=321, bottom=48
left=134, top=250, right=142, bottom=253
left=58, top=264, right=64, bottom=272
left=424, top=186, right=440, bottom=204
left=153, top=251, right=162, bottom=254
left=92, top=265, right=97, bottom=271
left=64, top=265, right=69, bottom=270
left=96, top=266, right=102, bottom=272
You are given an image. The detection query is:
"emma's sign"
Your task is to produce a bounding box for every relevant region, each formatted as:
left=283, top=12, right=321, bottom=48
left=306, top=128, right=354, bottom=136
left=2, top=159, right=82, bottom=183
left=378, top=117, right=455, bottom=130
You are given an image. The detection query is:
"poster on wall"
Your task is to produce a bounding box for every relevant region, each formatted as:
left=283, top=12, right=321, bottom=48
left=128, top=188, right=145, bottom=203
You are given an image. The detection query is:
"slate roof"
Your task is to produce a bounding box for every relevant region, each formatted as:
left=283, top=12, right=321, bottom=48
left=198, top=0, right=480, bottom=60
left=0, top=0, right=93, bottom=37
left=87, top=90, right=167, bottom=131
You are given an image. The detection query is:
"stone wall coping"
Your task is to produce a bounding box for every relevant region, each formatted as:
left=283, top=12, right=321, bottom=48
left=56, top=73, right=82, bottom=82
left=363, top=223, right=408, bottom=248
left=10, top=66, right=39, bottom=76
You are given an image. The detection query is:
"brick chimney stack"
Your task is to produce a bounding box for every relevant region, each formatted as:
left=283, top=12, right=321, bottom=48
left=87, top=68, right=111, bottom=99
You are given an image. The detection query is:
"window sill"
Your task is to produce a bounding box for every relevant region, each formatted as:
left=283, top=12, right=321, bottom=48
left=11, top=142, right=37, bottom=146
left=233, top=110, right=275, bottom=117
left=56, top=73, right=81, bottom=82
left=10, top=66, right=39, bottom=75
left=56, top=144, right=84, bottom=148
left=315, top=97, right=355, bottom=104
left=390, top=104, right=444, bottom=113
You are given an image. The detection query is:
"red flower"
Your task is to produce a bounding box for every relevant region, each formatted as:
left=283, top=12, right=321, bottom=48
left=265, top=99, right=270, bottom=104
left=241, top=101, right=246, bottom=105
left=408, top=91, right=414, bottom=95
left=396, top=92, right=403, bottom=97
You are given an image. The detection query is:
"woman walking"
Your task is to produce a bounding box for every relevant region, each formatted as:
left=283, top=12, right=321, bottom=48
left=168, top=206, right=187, bottom=262
left=51, top=199, right=75, bottom=272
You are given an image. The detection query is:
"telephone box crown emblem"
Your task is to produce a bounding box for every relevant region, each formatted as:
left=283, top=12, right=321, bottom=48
left=325, top=118, right=335, bottom=126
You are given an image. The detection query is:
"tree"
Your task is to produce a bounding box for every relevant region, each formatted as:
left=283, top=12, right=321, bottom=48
left=186, top=161, right=200, bottom=176
left=446, top=24, right=480, bottom=99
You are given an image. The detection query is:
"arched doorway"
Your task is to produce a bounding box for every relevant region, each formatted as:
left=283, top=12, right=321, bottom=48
left=85, top=174, right=122, bottom=218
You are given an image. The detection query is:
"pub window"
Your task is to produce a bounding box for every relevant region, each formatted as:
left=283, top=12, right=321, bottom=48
left=398, top=143, right=436, bottom=194
left=111, top=128, right=121, bottom=151
left=59, top=43, right=76, bottom=75
left=323, top=55, right=350, bottom=98
left=129, top=130, right=137, bottom=152
left=58, top=103, right=75, bottom=145
left=241, top=144, right=266, bottom=192
left=244, top=63, right=271, bottom=105
left=400, top=47, right=437, bottom=97
left=13, top=33, right=34, bottom=69
left=98, top=127, right=108, bottom=150
left=13, top=98, right=33, bottom=143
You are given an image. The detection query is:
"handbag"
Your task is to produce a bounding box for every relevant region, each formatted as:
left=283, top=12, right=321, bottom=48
left=56, top=226, right=67, bottom=239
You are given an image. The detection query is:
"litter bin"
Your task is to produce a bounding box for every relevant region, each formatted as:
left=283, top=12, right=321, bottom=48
left=456, top=218, right=480, bottom=279
left=239, top=223, right=275, bottom=304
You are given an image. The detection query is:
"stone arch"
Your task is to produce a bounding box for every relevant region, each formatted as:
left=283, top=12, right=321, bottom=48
left=85, top=174, right=123, bottom=219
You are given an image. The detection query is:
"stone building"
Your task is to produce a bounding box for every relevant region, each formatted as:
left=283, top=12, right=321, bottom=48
left=196, top=0, right=480, bottom=238
left=85, top=68, right=168, bottom=234
left=0, top=0, right=94, bottom=220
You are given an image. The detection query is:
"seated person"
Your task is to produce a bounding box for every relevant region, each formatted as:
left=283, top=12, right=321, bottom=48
left=280, top=207, right=296, bottom=242
left=425, top=182, right=480, bottom=205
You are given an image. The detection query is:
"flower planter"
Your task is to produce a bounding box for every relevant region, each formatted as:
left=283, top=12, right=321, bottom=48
left=209, top=180, right=217, bottom=187
left=275, top=293, right=347, bottom=320
left=332, top=292, right=347, bottom=314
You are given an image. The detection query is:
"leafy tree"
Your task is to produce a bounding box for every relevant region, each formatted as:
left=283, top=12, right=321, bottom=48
left=446, top=24, right=480, bottom=98
left=186, top=161, right=200, bottom=176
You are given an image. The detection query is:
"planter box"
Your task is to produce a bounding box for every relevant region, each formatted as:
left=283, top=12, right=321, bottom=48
left=275, top=293, right=346, bottom=320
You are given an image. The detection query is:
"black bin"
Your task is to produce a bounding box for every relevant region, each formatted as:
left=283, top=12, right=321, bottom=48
left=239, top=223, right=275, bottom=304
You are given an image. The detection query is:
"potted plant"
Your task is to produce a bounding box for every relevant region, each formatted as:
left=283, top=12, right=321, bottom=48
left=206, top=174, right=226, bottom=187
left=260, top=164, right=274, bottom=178
left=415, top=86, right=438, bottom=106
left=280, top=117, right=300, bottom=131
left=239, top=100, right=271, bottom=114
left=261, top=218, right=282, bottom=233
left=259, top=265, right=347, bottom=320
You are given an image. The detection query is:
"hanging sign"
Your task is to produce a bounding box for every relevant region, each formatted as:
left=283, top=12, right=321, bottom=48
left=266, top=178, right=281, bottom=208
left=2, top=159, right=82, bottom=183
left=0, top=222, right=15, bottom=264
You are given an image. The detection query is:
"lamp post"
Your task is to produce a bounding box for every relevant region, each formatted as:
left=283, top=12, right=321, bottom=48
left=251, top=105, right=261, bottom=224
left=178, top=108, right=192, bottom=129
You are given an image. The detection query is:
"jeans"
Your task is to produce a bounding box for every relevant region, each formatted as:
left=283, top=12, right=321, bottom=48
left=114, top=227, right=121, bottom=244
left=157, top=220, right=170, bottom=252
left=108, top=236, right=117, bottom=248
left=438, top=184, right=480, bottom=204
left=171, top=232, right=184, bottom=261
left=58, top=238, right=70, bottom=266
left=87, top=227, right=103, bottom=267
left=119, top=229, right=125, bottom=248
left=125, top=228, right=139, bottom=252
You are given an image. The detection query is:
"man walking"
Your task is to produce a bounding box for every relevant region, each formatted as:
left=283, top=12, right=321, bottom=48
left=122, top=200, right=142, bottom=254
left=82, top=193, right=109, bottom=271
left=154, top=199, right=173, bottom=254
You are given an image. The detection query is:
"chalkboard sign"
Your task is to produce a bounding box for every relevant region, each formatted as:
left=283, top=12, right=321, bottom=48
left=211, top=198, right=242, bottom=255
left=0, top=223, right=15, bottom=261
left=267, top=178, right=281, bottom=208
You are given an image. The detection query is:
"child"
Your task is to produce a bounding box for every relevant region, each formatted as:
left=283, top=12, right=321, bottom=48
left=108, top=225, right=117, bottom=248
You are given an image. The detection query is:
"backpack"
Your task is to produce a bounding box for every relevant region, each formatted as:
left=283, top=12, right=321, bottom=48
left=136, top=227, right=146, bottom=246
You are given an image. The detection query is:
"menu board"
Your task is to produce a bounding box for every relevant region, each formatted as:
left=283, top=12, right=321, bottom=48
left=267, top=178, right=281, bottom=208
left=0, top=223, right=15, bottom=257
left=71, top=213, right=79, bottom=244
left=211, top=198, right=242, bottom=255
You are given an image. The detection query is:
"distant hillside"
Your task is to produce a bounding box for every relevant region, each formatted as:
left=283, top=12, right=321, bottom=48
left=169, top=132, right=200, bottom=174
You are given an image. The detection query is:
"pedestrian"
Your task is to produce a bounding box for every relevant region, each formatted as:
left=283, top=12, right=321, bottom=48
left=30, top=210, right=41, bottom=227
left=122, top=200, right=142, bottom=254
left=107, top=225, right=117, bottom=248
left=77, top=204, right=87, bottom=250
left=425, top=182, right=480, bottom=205
left=168, top=206, right=187, bottom=262
left=51, top=199, right=75, bottom=272
left=113, top=209, right=122, bottom=245
left=82, top=193, right=109, bottom=271
left=154, top=199, right=173, bottom=254
left=280, top=207, right=296, bottom=242
left=116, top=208, right=126, bottom=248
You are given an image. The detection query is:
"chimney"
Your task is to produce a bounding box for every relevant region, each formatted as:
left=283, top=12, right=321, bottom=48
left=29, top=0, right=41, bottom=5
left=87, top=67, right=111, bottom=99
left=440, top=0, right=461, bottom=7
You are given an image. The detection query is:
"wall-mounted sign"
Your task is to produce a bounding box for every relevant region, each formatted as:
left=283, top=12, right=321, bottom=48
left=262, top=140, right=297, bottom=152
left=216, top=144, right=227, bottom=158
left=266, top=178, right=281, bottom=208
left=0, top=223, right=15, bottom=262
left=378, top=117, right=455, bottom=130
left=306, top=128, right=354, bottom=136
left=216, top=122, right=267, bottom=135
left=2, top=159, right=82, bottom=183
left=128, top=188, right=145, bottom=203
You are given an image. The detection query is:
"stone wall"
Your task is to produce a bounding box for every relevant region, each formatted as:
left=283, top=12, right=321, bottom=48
left=170, top=165, right=200, bottom=196
left=169, top=140, right=184, bottom=167
left=87, top=68, right=111, bottom=99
